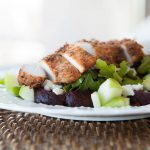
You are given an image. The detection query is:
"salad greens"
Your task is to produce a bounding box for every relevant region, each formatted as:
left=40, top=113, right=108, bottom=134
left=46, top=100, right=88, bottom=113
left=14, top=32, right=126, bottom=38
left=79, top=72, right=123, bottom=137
left=64, top=70, right=103, bottom=92
left=96, top=59, right=142, bottom=85
left=64, top=58, right=144, bottom=92
left=137, top=55, right=150, bottom=74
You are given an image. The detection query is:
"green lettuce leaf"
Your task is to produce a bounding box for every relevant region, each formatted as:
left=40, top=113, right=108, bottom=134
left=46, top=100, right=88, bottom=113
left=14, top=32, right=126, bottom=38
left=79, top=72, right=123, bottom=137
left=126, top=69, right=136, bottom=78
left=122, top=77, right=142, bottom=85
left=96, top=59, right=116, bottom=78
left=117, top=61, right=128, bottom=77
left=64, top=58, right=144, bottom=92
left=63, top=71, right=103, bottom=92
left=113, top=72, right=122, bottom=83
left=137, top=56, right=150, bottom=74
left=96, top=59, right=142, bottom=85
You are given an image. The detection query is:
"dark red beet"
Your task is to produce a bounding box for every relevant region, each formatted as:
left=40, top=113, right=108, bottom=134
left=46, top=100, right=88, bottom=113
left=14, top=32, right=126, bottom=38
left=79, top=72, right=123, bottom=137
left=66, top=90, right=93, bottom=107
left=35, top=88, right=93, bottom=107
left=34, top=88, right=66, bottom=106
left=130, top=90, right=150, bottom=106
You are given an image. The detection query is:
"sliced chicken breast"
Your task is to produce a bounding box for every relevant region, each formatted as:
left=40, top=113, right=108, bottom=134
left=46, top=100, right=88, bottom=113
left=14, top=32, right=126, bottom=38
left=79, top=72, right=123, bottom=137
left=121, top=39, right=144, bottom=65
left=18, top=64, right=46, bottom=88
left=18, top=39, right=144, bottom=87
left=89, top=39, right=144, bottom=66
left=41, top=53, right=81, bottom=84
left=59, top=44, right=96, bottom=73
left=89, top=40, right=125, bottom=66
left=75, top=40, right=96, bottom=56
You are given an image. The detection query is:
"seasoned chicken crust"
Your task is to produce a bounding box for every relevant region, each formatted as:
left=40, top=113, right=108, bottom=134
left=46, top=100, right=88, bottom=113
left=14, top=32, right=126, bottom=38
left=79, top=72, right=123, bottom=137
left=60, top=44, right=96, bottom=73
left=41, top=53, right=81, bottom=84
left=18, top=68, right=46, bottom=88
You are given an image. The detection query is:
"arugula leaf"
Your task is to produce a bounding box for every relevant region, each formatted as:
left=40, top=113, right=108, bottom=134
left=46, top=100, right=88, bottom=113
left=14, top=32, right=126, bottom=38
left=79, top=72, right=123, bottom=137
left=113, top=72, right=122, bottom=83
left=117, top=61, right=128, bottom=77
left=79, top=73, right=103, bottom=91
left=88, top=69, right=98, bottom=80
left=96, top=59, right=107, bottom=70
left=63, top=84, right=72, bottom=92
left=96, top=59, right=142, bottom=85
left=78, top=73, right=91, bottom=90
left=138, top=56, right=150, bottom=74
left=63, top=71, right=101, bottom=92
left=63, top=76, right=84, bottom=92
left=64, top=58, right=144, bottom=92
left=122, top=77, right=142, bottom=85
left=96, top=59, right=123, bottom=83
left=96, top=59, right=116, bottom=78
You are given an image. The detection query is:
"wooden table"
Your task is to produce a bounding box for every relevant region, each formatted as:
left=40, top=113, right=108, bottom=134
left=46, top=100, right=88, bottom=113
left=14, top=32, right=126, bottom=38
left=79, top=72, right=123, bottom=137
left=0, top=109, right=149, bottom=150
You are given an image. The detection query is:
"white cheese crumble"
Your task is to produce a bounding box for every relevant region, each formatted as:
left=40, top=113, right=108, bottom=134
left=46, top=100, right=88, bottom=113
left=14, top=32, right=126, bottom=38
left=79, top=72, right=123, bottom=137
left=122, top=84, right=143, bottom=97
left=52, top=88, right=64, bottom=95
left=42, top=80, right=64, bottom=95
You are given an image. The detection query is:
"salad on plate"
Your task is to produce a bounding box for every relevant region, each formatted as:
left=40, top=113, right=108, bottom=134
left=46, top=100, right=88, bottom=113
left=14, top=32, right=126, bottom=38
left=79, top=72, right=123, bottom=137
left=0, top=39, right=150, bottom=109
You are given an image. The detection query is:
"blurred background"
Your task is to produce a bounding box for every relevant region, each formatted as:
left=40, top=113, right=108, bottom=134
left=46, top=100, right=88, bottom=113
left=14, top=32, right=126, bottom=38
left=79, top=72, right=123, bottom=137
left=0, top=0, right=150, bottom=67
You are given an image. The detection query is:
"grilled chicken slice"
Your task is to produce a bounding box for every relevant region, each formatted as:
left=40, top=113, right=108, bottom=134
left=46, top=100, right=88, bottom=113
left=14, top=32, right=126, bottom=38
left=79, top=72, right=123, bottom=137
left=75, top=41, right=96, bottom=56
left=88, top=40, right=125, bottom=66
left=87, top=39, right=144, bottom=66
left=41, top=53, right=81, bottom=84
left=59, top=44, right=96, bottom=73
left=76, top=39, right=126, bottom=66
left=120, top=39, right=144, bottom=65
left=18, top=64, right=46, bottom=88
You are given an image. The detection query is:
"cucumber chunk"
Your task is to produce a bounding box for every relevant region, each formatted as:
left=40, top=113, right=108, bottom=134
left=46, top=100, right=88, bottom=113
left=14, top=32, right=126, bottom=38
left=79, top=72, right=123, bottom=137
left=91, top=92, right=101, bottom=107
left=98, top=78, right=123, bottom=105
left=4, top=74, right=19, bottom=95
left=19, top=86, right=34, bottom=102
left=143, top=74, right=150, bottom=91
left=104, top=97, right=130, bottom=107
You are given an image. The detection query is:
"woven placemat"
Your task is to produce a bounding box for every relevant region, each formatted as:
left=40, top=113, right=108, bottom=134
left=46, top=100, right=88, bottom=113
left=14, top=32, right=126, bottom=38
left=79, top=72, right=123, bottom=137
left=0, top=109, right=150, bottom=150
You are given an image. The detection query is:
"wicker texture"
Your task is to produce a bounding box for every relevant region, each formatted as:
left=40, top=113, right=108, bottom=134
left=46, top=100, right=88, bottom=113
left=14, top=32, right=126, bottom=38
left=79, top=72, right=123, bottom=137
left=0, top=109, right=149, bottom=150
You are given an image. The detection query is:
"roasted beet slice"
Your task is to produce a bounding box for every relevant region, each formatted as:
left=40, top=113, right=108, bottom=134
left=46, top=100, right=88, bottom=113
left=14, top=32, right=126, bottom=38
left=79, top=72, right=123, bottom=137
left=34, top=88, right=66, bottom=106
left=66, top=90, right=93, bottom=107
left=35, top=88, right=93, bottom=107
left=130, top=90, right=150, bottom=106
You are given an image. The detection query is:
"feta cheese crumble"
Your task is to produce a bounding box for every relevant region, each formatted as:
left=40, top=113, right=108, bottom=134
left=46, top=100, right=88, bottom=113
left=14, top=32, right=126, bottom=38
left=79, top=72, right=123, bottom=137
left=42, top=80, right=64, bottom=95
left=122, top=84, right=143, bottom=97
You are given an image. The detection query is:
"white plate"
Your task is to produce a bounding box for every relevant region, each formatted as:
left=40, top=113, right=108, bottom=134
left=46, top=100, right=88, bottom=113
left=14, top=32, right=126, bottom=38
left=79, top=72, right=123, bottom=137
left=0, top=66, right=150, bottom=121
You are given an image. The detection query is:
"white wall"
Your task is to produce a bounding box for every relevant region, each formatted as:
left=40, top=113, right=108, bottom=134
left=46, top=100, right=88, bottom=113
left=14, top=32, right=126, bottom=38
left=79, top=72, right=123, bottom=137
left=42, top=0, right=146, bottom=51
left=0, top=0, right=146, bottom=46
left=0, top=0, right=146, bottom=65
